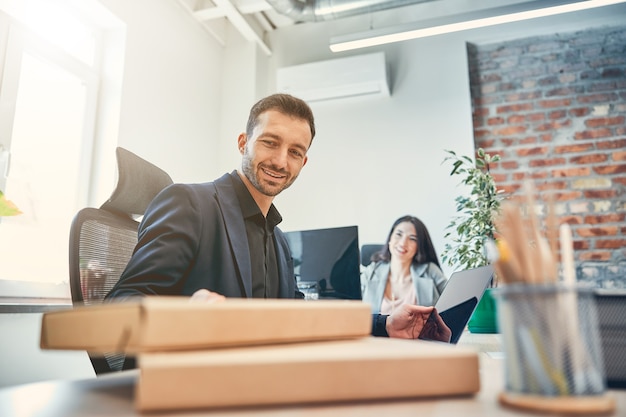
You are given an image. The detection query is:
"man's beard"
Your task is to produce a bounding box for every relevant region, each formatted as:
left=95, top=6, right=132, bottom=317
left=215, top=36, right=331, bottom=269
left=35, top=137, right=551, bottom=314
left=241, top=150, right=297, bottom=197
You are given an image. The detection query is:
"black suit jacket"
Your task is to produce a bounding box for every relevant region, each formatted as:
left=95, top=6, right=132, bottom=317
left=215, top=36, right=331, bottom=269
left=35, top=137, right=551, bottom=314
left=106, top=172, right=297, bottom=300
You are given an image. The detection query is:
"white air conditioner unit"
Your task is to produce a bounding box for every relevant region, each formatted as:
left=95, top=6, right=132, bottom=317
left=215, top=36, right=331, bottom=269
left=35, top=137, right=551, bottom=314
left=276, top=52, right=390, bottom=103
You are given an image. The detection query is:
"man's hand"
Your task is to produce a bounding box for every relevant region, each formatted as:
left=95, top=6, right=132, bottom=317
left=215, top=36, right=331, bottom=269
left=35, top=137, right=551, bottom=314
left=386, top=304, right=435, bottom=339
left=416, top=308, right=452, bottom=343
left=189, top=289, right=226, bottom=303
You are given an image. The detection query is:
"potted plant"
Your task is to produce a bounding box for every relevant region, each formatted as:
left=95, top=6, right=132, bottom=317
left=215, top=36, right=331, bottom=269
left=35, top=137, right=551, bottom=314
left=441, top=148, right=504, bottom=333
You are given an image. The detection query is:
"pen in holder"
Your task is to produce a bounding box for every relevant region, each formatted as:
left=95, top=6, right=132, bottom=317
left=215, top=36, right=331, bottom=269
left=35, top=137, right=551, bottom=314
left=489, top=182, right=616, bottom=415
left=494, top=284, right=615, bottom=414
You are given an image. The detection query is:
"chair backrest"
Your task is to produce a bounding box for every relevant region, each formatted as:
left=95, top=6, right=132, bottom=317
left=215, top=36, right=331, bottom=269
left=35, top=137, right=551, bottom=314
left=360, top=244, right=384, bottom=267
left=68, top=147, right=173, bottom=374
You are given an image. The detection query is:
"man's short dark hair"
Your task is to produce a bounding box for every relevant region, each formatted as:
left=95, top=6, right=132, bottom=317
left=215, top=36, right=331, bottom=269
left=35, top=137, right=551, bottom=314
left=246, top=94, right=316, bottom=144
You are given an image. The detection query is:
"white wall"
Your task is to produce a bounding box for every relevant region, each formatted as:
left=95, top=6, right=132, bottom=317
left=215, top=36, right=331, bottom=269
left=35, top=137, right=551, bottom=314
left=266, top=4, right=626, bottom=278
left=96, top=0, right=225, bottom=184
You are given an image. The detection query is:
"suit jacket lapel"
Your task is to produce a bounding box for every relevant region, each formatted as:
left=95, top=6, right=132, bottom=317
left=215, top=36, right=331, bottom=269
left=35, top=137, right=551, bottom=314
left=214, top=173, right=252, bottom=297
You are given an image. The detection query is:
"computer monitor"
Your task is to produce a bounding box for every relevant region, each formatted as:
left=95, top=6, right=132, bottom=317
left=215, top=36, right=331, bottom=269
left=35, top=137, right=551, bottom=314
left=283, top=225, right=362, bottom=300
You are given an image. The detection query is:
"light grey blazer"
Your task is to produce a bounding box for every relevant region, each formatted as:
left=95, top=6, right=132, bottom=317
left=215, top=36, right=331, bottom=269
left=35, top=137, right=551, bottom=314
left=360, top=261, right=448, bottom=314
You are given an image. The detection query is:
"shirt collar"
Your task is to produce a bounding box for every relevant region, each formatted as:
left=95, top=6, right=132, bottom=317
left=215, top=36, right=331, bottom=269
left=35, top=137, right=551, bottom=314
left=229, top=171, right=283, bottom=228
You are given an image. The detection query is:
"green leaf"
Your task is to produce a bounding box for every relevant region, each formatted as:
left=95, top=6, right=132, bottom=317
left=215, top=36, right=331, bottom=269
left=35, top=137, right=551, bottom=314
left=0, top=190, right=22, bottom=217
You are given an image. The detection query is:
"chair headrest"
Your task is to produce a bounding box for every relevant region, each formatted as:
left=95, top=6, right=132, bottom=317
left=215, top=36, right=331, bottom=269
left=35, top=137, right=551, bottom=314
left=100, top=147, right=173, bottom=216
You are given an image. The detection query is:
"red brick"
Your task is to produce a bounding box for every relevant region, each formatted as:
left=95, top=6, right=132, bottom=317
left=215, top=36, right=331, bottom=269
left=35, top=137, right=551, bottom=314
left=536, top=181, right=568, bottom=191
left=505, top=91, right=541, bottom=102
left=474, top=129, right=491, bottom=138
left=508, top=115, right=525, bottom=124
left=497, top=103, right=534, bottom=114
left=475, top=96, right=498, bottom=106
left=495, top=125, right=528, bottom=135
left=595, top=239, right=626, bottom=249
left=569, top=107, right=590, bottom=117
left=529, top=158, right=566, bottom=167
left=501, top=161, right=519, bottom=169
left=614, top=177, right=626, bottom=186
left=586, top=116, right=625, bottom=127
left=579, top=251, right=612, bottom=261
left=549, top=110, right=566, bottom=119
left=577, top=93, right=619, bottom=103
left=535, top=120, right=572, bottom=131
left=554, top=144, right=595, bottom=154
left=540, top=134, right=552, bottom=142
left=476, top=139, right=496, bottom=149
left=499, top=184, right=521, bottom=194
left=574, top=128, right=613, bottom=140
left=552, top=191, right=583, bottom=201
left=526, top=113, right=546, bottom=122
left=516, top=147, right=549, bottom=157
left=570, top=154, right=608, bottom=164
left=546, top=87, right=580, bottom=97
left=597, top=138, right=626, bottom=149
left=474, top=107, right=490, bottom=117
left=584, top=213, right=626, bottom=224
left=530, top=171, right=549, bottom=179
left=520, top=136, right=537, bottom=144
left=572, top=240, right=590, bottom=250
left=613, top=151, right=626, bottom=161
left=551, top=167, right=591, bottom=177
left=577, top=226, right=619, bottom=237
left=492, top=173, right=508, bottom=182
left=487, top=117, right=505, bottom=125
left=562, top=216, right=584, bottom=225
left=501, top=138, right=515, bottom=146
left=539, top=99, right=571, bottom=108
left=593, top=164, right=626, bottom=175
left=583, top=189, right=618, bottom=199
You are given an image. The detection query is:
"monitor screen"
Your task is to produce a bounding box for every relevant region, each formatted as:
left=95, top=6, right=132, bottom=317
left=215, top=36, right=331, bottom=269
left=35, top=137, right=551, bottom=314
left=284, top=225, right=361, bottom=300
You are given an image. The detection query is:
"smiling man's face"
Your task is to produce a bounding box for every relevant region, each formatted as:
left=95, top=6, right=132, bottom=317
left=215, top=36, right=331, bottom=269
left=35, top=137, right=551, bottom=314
left=239, top=110, right=312, bottom=197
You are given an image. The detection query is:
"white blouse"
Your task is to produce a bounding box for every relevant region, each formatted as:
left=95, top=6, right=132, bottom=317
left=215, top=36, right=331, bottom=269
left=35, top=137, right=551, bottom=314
left=380, top=274, right=418, bottom=315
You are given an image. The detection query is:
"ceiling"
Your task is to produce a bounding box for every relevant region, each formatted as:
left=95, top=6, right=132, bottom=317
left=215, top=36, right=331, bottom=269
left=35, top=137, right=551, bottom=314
left=173, top=0, right=624, bottom=55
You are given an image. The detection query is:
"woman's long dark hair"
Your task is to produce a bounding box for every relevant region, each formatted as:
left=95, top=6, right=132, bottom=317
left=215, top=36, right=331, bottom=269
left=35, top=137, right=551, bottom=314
left=371, top=215, right=441, bottom=268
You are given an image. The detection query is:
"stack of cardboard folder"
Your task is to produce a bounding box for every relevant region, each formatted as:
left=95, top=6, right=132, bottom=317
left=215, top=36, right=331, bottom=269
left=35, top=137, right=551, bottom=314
left=40, top=297, right=480, bottom=412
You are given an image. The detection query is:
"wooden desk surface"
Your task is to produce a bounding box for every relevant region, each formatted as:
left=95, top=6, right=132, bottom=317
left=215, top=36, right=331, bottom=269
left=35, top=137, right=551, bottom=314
left=0, top=334, right=623, bottom=416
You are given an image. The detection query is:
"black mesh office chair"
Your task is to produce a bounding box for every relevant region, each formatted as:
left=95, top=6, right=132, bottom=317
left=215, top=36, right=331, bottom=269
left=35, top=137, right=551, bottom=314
left=360, top=244, right=384, bottom=267
left=68, top=147, right=173, bottom=374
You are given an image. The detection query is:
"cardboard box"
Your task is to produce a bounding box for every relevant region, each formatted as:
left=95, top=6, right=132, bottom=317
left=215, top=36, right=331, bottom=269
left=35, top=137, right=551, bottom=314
left=40, top=297, right=371, bottom=353
left=136, top=337, right=481, bottom=411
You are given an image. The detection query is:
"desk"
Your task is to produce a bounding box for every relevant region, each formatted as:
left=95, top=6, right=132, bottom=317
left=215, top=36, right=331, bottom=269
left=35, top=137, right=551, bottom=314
left=1, top=335, right=623, bottom=416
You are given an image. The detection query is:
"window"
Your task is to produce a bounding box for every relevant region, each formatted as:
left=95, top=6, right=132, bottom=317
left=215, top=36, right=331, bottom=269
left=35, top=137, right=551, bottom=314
left=0, top=0, right=124, bottom=298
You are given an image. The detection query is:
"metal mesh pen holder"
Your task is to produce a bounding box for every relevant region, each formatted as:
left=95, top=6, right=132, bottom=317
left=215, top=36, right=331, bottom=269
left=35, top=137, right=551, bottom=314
left=494, top=284, right=616, bottom=415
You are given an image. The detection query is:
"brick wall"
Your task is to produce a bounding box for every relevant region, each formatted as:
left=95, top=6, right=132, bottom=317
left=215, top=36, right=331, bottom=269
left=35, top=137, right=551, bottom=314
left=467, top=25, right=626, bottom=288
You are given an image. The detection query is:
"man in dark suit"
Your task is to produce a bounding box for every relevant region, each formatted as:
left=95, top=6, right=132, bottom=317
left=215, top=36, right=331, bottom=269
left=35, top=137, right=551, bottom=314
left=106, top=93, right=433, bottom=338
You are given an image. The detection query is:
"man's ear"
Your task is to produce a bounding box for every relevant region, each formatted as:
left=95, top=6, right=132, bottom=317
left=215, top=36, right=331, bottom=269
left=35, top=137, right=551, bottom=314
left=237, top=133, right=247, bottom=154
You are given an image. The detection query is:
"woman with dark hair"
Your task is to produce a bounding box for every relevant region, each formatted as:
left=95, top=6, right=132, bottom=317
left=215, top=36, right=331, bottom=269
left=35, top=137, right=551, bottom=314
left=361, top=215, right=448, bottom=314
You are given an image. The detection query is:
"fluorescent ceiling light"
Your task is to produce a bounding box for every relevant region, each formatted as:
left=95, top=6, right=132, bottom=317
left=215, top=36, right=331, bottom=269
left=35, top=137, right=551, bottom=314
left=330, top=0, right=626, bottom=52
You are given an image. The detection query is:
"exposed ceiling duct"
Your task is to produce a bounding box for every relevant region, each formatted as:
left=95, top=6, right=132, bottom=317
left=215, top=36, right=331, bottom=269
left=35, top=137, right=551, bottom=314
left=265, top=0, right=437, bottom=22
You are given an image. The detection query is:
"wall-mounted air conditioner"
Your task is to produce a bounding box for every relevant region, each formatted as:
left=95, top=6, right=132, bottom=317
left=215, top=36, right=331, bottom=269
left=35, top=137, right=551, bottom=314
left=276, top=52, right=390, bottom=103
